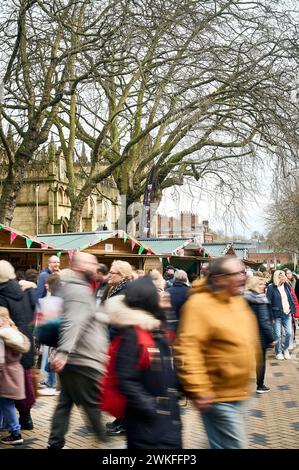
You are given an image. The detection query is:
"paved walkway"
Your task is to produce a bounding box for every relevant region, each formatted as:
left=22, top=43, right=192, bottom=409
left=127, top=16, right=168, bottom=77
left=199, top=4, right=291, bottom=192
left=1, top=345, right=299, bottom=450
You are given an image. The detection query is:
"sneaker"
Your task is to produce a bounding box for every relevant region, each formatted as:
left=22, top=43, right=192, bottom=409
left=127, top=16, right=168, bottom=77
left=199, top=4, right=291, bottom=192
left=106, top=425, right=126, bottom=436
left=283, top=350, right=291, bottom=359
left=105, top=418, right=123, bottom=430
left=38, top=387, right=57, bottom=396
left=276, top=353, right=284, bottom=360
left=1, top=433, right=23, bottom=445
left=256, top=385, right=271, bottom=394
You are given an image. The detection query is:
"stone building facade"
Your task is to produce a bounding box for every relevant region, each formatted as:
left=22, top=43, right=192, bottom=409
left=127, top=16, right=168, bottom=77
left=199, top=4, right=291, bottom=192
left=0, top=143, right=120, bottom=235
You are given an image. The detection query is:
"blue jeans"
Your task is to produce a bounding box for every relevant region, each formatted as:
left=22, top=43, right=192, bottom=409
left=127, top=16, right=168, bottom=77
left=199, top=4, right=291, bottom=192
left=201, top=401, right=247, bottom=449
left=0, top=398, right=21, bottom=434
left=41, top=345, right=56, bottom=388
left=273, top=315, right=292, bottom=354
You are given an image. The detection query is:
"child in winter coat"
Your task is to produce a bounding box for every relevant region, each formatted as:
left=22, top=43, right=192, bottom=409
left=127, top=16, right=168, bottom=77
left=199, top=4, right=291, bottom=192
left=0, top=307, right=30, bottom=445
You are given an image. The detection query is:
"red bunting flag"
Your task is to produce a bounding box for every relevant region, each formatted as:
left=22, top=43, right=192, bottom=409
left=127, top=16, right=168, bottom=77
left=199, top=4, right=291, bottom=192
left=131, top=240, right=136, bottom=250
left=10, top=232, right=17, bottom=244
left=67, top=250, right=74, bottom=260
left=40, top=242, right=49, bottom=249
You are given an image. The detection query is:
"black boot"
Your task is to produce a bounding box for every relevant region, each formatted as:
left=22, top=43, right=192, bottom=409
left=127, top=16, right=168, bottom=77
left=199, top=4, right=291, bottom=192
left=19, top=411, right=34, bottom=430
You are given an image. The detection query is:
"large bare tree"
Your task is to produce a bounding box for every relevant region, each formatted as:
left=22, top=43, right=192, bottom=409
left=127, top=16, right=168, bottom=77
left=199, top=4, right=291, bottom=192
left=55, top=0, right=299, bottom=231
left=0, top=0, right=128, bottom=225
left=267, top=172, right=299, bottom=256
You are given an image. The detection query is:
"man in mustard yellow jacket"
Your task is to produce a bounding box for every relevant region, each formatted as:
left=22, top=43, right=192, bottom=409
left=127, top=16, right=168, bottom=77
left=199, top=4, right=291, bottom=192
left=174, top=257, right=260, bottom=449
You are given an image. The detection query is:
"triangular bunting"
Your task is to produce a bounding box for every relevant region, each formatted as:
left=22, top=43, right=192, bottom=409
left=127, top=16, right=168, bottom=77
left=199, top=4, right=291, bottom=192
left=0, top=224, right=3, bottom=230
left=10, top=232, right=17, bottom=244
left=131, top=240, right=136, bottom=251
left=56, top=251, right=62, bottom=257
left=26, top=239, right=33, bottom=249
left=67, top=250, right=74, bottom=260
left=138, top=246, right=145, bottom=255
left=124, top=232, right=128, bottom=243
left=40, top=242, right=48, bottom=249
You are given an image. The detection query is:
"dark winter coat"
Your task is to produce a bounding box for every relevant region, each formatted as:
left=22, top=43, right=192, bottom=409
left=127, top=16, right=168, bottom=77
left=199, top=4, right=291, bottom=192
left=36, top=267, right=52, bottom=300
left=0, top=280, right=35, bottom=369
left=105, top=296, right=182, bottom=449
left=166, top=281, right=189, bottom=322
left=245, top=291, right=275, bottom=349
left=266, top=283, right=295, bottom=319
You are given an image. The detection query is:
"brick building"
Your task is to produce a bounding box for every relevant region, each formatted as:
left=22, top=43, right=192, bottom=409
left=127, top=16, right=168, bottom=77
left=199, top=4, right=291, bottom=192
left=248, top=248, right=293, bottom=270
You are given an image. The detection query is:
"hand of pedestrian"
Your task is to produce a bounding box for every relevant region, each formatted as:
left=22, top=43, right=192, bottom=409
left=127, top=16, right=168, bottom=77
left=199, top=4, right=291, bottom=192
left=192, top=396, right=212, bottom=411
left=269, top=341, right=277, bottom=347
left=51, top=356, right=66, bottom=373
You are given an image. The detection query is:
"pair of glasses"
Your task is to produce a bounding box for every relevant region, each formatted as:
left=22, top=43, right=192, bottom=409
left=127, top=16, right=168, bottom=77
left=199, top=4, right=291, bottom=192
left=223, top=270, right=247, bottom=277
left=109, top=271, right=120, bottom=275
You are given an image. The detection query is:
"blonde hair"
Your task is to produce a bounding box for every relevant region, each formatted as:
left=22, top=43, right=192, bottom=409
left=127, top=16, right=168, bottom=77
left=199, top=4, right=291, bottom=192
left=246, top=276, right=266, bottom=293
left=0, top=306, right=14, bottom=327
left=111, top=260, right=133, bottom=280
left=174, top=269, right=188, bottom=284
left=149, top=269, right=166, bottom=292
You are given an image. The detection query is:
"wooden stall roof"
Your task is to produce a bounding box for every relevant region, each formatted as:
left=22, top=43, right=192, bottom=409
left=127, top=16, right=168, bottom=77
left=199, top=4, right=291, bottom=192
left=186, top=242, right=236, bottom=258
left=138, top=237, right=196, bottom=256
left=0, top=223, right=56, bottom=251
left=36, top=230, right=154, bottom=256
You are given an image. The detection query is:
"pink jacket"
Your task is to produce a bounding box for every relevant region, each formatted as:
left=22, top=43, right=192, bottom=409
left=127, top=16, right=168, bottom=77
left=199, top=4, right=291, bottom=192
left=291, top=287, right=299, bottom=318
left=0, top=340, right=25, bottom=400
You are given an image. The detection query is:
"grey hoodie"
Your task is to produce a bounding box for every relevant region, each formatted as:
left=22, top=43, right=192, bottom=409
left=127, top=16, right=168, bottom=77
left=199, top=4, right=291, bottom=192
left=56, top=277, right=108, bottom=374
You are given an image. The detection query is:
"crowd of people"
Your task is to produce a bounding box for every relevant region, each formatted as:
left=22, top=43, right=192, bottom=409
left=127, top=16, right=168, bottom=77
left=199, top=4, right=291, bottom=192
left=0, top=254, right=298, bottom=449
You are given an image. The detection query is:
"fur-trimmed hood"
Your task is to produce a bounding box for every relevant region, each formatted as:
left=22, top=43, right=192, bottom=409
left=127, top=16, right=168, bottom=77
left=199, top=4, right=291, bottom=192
left=19, top=280, right=37, bottom=291
left=104, top=295, right=160, bottom=331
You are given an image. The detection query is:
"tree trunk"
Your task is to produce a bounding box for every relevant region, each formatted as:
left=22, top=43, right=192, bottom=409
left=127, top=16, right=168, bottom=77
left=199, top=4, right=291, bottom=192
left=68, top=182, right=94, bottom=232
left=0, top=162, right=27, bottom=226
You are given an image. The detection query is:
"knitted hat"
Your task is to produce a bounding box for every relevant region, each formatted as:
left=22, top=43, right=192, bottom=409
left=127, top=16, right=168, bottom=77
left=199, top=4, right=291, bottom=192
left=0, top=260, right=16, bottom=283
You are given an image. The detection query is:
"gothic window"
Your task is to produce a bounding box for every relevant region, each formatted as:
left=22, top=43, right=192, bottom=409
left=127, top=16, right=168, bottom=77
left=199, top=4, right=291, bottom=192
left=58, top=188, right=64, bottom=205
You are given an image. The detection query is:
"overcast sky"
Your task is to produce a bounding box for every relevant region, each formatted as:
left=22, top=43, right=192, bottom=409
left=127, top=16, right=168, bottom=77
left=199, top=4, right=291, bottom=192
left=159, top=166, right=273, bottom=239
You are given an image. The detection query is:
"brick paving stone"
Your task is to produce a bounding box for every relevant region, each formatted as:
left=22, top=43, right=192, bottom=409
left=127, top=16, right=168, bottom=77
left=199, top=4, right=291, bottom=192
left=277, top=385, right=290, bottom=390
left=284, top=401, right=298, bottom=408
left=249, top=409, right=264, bottom=418
left=250, top=433, right=269, bottom=446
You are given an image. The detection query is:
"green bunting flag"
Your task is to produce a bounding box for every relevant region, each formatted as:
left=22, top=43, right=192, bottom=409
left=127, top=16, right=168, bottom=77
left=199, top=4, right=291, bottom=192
left=138, top=246, right=145, bottom=255
left=0, top=224, right=2, bottom=230
left=56, top=251, right=62, bottom=257
left=26, top=239, right=33, bottom=249
left=124, top=232, right=128, bottom=243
